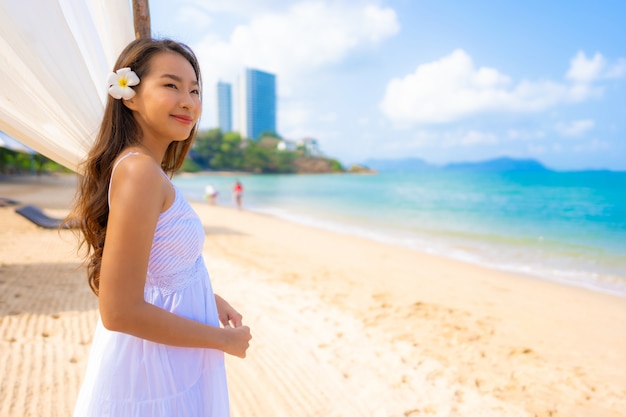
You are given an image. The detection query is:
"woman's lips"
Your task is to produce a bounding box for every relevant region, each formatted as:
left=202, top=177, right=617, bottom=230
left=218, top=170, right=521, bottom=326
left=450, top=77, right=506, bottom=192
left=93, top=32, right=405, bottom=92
left=172, top=114, right=193, bottom=124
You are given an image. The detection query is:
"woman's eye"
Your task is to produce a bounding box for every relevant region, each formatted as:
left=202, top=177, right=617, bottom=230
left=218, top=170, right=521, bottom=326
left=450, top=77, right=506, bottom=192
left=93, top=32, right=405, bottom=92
left=191, top=89, right=200, bottom=95
left=165, top=83, right=177, bottom=89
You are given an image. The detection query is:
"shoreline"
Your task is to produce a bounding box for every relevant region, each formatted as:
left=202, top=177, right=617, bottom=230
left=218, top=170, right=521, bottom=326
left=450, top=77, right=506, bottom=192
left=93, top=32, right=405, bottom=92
left=3, top=172, right=625, bottom=299
left=244, top=203, right=626, bottom=299
left=1, top=173, right=625, bottom=416
left=3, top=172, right=624, bottom=299
left=173, top=171, right=626, bottom=299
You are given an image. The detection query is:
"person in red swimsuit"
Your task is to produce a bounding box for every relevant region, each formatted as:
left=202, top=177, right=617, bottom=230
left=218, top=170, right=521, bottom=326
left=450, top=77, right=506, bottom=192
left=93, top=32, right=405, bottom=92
left=232, top=180, right=243, bottom=210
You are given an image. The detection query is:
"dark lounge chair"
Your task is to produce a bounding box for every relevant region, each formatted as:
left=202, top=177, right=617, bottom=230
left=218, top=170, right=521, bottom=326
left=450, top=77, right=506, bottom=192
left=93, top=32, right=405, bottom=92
left=0, top=197, right=20, bottom=207
left=15, top=204, right=74, bottom=229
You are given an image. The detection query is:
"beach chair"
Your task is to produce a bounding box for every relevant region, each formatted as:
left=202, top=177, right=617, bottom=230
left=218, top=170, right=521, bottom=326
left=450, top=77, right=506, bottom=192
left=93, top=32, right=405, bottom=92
left=15, top=204, right=73, bottom=229
left=0, top=197, right=20, bottom=207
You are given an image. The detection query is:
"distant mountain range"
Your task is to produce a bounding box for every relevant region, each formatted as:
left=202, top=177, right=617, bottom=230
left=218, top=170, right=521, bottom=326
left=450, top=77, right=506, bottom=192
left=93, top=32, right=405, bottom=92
left=362, top=157, right=551, bottom=173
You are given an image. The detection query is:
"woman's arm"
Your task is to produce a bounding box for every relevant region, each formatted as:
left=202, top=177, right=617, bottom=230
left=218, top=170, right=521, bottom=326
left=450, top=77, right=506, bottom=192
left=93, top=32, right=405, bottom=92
left=98, top=155, right=251, bottom=357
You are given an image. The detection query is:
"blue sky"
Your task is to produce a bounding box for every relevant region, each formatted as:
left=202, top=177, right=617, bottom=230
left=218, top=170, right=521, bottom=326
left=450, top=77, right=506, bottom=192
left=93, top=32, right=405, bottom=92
left=149, top=0, right=626, bottom=170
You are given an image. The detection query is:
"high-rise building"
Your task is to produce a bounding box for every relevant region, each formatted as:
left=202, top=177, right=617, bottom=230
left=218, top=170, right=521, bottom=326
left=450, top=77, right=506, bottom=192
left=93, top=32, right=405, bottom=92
left=216, top=81, right=232, bottom=133
left=238, top=68, right=276, bottom=140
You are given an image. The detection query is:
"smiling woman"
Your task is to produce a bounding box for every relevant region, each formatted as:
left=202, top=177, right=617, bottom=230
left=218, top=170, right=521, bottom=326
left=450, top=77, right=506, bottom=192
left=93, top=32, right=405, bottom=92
left=67, top=38, right=251, bottom=417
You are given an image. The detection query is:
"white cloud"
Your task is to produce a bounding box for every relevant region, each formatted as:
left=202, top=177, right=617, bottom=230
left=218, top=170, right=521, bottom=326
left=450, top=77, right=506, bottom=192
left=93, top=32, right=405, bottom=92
left=176, top=6, right=213, bottom=30
left=318, top=112, right=337, bottom=122
left=184, top=0, right=294, bottom=17
left=555, top=119, right=595, bottom=137
left=277, top=101, right=340, bottom=142
left=566, top=51, right=626, bottom=82
left=507, top=129, right=546, bottom=141
left=379, top=49, right=603, bottom=126
left=374, top=126, right=566, bottom=157
left=606, top=58, right=626, bottom=79
left=362, top=5, right=399, bottom=43
left=192, top=2, right=399, bottom=96
left=378, top=130, right=435, bottom=151
left=460, top=130, right=499, bottom=146
left=279, top=100, right=312, bottom=138
left=573, top=138, right=610, bottom=152
left=386, top=128, right=502, bottom=149
left=528, top=144, right=547, bottom=155
left=566, top=51, right=606, bottom=83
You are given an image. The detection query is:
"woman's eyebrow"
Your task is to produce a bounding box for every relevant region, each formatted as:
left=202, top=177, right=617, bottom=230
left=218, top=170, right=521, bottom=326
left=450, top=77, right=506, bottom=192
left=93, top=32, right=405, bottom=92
left=160, top=73, right=199, bottom=85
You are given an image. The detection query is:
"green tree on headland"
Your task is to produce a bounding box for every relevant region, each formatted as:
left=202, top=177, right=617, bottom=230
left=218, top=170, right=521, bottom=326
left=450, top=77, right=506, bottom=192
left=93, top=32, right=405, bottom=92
left=0, top=129, right=346, bottom=175
left=0, top=148, right=67, bottom=175
left=0, top=129, right=345, bottom=175
left=187, top=128, right=344, bottom=174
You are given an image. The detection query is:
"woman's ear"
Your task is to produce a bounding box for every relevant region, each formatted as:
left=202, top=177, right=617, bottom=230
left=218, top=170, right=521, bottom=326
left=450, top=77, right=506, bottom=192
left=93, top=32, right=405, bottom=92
left=122, top=98, right=138, bottom=111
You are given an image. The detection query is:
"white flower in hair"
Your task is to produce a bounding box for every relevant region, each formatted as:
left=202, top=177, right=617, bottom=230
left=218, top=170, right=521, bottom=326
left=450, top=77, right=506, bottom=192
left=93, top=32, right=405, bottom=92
left=107, top=67, right=140, bottom=100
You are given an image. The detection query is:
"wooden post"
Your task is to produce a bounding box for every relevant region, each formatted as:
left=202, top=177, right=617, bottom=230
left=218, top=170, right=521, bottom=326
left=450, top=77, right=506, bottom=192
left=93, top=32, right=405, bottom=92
left=132, top=0, right=151, bottom=39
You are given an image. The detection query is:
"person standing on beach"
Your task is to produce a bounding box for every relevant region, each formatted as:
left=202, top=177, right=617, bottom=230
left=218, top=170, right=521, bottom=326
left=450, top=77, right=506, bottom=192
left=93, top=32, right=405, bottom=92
left=205, top=184, right=218, bottom=205
left=66, top=38, right=251, bottom=417
left=233, top=180, right=243, bottom=209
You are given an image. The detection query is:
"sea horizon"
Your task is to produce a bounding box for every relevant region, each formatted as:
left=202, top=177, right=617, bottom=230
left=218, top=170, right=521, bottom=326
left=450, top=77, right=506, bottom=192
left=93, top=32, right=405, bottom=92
left=173, top=169, right=626, bottom=298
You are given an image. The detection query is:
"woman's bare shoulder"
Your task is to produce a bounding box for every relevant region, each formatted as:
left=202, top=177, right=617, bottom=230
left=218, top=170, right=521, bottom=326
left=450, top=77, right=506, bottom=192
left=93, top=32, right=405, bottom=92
left=109, top=152, right=165, bottom=208
left=112, top=151, right=162, bottom=182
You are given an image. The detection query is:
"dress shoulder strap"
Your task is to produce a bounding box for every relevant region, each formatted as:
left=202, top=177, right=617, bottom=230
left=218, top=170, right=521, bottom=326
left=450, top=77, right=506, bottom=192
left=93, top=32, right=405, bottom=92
left=107, top=151, right=141, bottom=207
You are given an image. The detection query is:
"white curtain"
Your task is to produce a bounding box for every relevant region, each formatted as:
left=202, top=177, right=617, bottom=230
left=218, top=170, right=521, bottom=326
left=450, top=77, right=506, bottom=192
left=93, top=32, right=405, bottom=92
left=0, top=130, right=34, bottom=153
left=0, top=0, right=134, bottom=172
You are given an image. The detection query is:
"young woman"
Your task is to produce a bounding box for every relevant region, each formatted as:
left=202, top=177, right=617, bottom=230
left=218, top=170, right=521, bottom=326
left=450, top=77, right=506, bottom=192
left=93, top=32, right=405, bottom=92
left=68, top=38, right=251, bottom=416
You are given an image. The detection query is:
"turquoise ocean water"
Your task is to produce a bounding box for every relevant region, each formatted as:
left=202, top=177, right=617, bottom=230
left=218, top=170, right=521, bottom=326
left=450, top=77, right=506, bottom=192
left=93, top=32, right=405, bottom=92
left=173, top=170, right=626, bottom=297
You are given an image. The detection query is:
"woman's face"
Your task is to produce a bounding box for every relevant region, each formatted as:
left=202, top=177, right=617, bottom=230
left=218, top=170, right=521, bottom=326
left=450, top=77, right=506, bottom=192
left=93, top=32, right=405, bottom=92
left=125, top=51, right=201, bottom=144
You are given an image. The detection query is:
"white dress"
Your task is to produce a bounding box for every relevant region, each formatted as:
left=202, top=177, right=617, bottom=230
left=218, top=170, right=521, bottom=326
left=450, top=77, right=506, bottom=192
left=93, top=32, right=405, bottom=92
left=73, top=153, right=229, bottom=416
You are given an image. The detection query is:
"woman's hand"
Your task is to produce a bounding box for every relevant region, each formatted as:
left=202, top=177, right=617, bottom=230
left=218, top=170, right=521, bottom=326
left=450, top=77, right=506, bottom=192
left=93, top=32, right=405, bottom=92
left=214, top=294, right=251, bottom=357
left=222, top=326, right=252, bottom=358
left=215, top=294, right=243, bottom=328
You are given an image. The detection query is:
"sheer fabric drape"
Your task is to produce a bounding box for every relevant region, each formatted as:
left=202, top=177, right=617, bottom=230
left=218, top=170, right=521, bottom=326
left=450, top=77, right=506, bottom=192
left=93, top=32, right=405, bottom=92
left=0, top=0, right=134, bottom=172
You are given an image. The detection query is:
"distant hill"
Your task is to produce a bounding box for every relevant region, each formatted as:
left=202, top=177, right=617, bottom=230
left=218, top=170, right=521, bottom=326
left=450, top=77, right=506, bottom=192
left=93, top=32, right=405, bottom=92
left=361, top=156, right=551, bottom=173
left=443, top=157, right=550, bottom=172
left=361, top=157, right=433, bottom=172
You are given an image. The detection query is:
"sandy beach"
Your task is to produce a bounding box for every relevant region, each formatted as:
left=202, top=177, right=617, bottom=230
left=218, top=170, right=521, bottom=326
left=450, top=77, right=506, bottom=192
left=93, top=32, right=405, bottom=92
left=1, top=174, right=625, bottom=417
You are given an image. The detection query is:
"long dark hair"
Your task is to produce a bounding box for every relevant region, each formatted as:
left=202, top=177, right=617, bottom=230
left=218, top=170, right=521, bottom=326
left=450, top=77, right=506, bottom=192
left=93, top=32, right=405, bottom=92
left=67, top=38, right=202, bottom=295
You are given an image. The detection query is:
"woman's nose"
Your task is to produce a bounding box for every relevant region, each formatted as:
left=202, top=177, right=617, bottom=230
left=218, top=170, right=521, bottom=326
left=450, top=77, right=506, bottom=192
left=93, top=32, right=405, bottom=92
left=181, top=93, right=199, bottom=112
